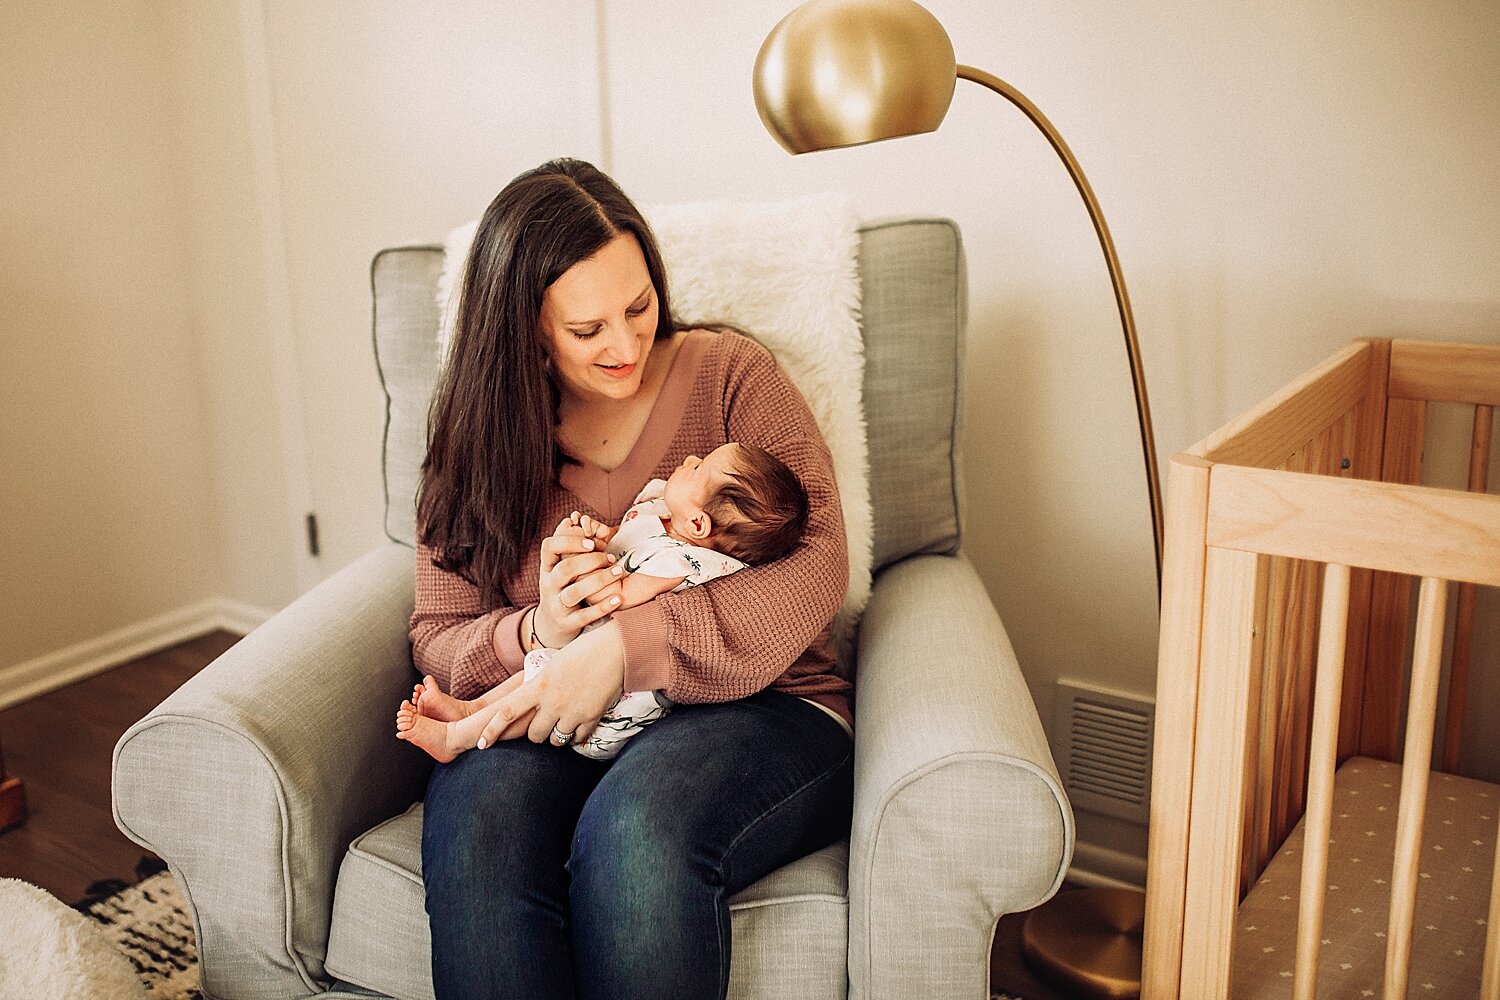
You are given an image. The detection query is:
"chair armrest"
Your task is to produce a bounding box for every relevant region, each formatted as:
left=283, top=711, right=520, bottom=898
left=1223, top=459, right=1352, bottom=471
left=112, top=542, right=428, bottom=1000
left=848, top=553, right=1073, bottom=1000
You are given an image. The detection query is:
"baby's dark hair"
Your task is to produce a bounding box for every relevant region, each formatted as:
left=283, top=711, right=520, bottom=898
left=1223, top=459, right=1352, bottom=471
left=703, top=444, right=809, bottom=564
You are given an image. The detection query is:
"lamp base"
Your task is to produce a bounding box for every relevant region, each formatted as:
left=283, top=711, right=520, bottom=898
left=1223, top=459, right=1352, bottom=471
left=1020, top=886, right=1143, bottom=1000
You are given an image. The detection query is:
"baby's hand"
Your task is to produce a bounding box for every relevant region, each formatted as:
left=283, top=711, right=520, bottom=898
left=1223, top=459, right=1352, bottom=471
left=576, top=513, right=615, bottom=546
left=552, top=512, right=583, bottom=540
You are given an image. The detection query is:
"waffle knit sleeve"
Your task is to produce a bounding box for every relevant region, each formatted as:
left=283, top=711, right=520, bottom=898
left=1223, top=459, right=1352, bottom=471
left=409, top=542, right=528, bottom=699
left=613, top=334, right=849, bottom=702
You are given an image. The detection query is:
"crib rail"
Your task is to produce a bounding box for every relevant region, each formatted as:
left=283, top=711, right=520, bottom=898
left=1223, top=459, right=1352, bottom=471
left=1206, top=467, right=1500, bottom=584
left=1143, top=339, right=1500, bottom=999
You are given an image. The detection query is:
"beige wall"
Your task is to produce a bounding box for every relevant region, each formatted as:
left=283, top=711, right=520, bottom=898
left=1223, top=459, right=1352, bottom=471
left=597, top=0, right=1500, bottom=858
left=0, top=3, right=219, bottom=669
left=2, top=1, right=602, bottom=679
left=255, top=1, right=604, bottom=576
left=154, top=1, right=605, bottom=606
left=160, top=3, right=302, bottom=613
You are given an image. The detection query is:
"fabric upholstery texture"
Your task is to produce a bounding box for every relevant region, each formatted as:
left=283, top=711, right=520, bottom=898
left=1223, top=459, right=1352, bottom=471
left=113, top=216, right=1071, bottom=1000
left=323, top=804, right=851, bottom=1000
left=112, top=544, right=427, bottom=999
left=857, top=219, right=966, bottom=570
left=849, top=553, right=1071, bottom=997
left=372, top=245, right=445, bottom=549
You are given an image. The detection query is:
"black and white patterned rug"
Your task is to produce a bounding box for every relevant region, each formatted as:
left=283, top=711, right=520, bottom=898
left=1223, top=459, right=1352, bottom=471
left=75, top=856, right=201, bottom=1000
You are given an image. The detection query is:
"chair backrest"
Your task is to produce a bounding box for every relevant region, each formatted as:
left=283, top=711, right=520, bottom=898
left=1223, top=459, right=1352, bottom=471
left=371, top=216, right=966, bottom=573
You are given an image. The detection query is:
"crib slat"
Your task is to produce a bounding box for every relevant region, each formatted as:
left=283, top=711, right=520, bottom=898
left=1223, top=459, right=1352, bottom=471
left=1245, top=556, right=1277, bottom=892
left=1247, top=555, right=1286, bottom=888
left=1283, top=555, right=1324, bottom=851
left=1483, top=813, right=1500, bottom=1000
left=1384, top=576, right=1451, bottom=1000
left=1339, top=344, right=1392, bottom=763
left=1292, top=563, right=1352, bottom=1000
left=1441, top=402, right=1493, bottom=773
left=1361, top=396, right=1425, bottom=760
left=1284, top=427, right=1341, bottom=825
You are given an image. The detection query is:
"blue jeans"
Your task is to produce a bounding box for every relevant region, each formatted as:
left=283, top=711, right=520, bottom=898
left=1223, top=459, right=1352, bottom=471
left=421, top=689, right=854, bottom=1000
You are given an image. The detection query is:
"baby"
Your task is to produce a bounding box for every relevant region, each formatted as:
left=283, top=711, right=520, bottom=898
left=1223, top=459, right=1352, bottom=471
left=397, top=441, right=807, bottom=761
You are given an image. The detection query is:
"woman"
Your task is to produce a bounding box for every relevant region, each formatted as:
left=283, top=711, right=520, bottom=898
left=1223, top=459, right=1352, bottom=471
left=412, top=158, right=854, bottom=999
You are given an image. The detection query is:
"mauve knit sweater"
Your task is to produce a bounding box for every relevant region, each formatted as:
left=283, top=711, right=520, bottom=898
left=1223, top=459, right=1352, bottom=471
left=410, top=328, right=854, bottom=728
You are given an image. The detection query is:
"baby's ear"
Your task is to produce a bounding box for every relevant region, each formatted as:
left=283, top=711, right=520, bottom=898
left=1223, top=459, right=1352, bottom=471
left=684, top=512, right=713, bottom=542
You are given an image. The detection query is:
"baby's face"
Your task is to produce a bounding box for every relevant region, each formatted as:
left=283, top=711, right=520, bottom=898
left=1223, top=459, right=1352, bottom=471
left=663, top=443, right=742, bottom=520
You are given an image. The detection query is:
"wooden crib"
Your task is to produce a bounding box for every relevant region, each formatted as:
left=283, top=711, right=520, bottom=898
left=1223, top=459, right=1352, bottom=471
left=1141, top=339, right=1500, bottom=999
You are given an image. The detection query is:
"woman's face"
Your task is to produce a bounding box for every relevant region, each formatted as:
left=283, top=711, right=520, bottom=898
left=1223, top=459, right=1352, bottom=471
left=539, top=232, right=659, bottom=405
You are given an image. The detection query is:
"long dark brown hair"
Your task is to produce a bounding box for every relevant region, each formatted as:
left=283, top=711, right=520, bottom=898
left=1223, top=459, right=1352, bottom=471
left=418, top=159, right=674, bottom=604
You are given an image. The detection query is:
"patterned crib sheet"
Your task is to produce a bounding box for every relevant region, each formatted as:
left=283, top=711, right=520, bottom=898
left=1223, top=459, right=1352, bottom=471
left=1230, top=756, right=1496, bottom=998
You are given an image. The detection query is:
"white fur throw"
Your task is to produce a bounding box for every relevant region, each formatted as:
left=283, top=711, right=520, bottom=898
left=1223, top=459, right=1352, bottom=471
left=437, top=194, right=871, bottom=645
left=0, top=878, right=148, bottom=1000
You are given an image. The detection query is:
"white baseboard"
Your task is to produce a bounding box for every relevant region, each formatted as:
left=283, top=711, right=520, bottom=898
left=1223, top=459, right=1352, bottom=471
left=215, top=599, right=275, bottom=637
left=1067, top=839, right=1148, bottom=891
left=0, top=598, right=276, bottom=711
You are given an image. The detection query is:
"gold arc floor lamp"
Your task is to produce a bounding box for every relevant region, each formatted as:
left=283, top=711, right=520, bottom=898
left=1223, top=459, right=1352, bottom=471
left=754, top=0, right=1163, bottom=591
left=754, top=2, right=1156, bottom=998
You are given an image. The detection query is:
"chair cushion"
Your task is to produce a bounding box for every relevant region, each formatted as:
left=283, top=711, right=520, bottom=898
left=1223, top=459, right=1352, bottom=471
left=323, top=804, right=850, bottom=1000
left=372, top=216, right=964, bottom=571
left=857, top=218, right=965, bottom=569
left=371, top=245, right=446, bottom=551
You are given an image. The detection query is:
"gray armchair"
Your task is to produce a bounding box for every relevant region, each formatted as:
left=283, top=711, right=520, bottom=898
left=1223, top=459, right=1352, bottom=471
left=113, top=217, right=1072, bottom=1000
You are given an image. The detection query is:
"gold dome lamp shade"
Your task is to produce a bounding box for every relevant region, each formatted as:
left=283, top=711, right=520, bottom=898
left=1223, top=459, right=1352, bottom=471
left=753, top=0, right=956, bottom=152
left=753, top=0, right=1164, bottom=587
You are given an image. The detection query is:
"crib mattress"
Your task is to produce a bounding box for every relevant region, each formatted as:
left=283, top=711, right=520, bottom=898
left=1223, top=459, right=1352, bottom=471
left=1230, top=756, right=1496, bottom=998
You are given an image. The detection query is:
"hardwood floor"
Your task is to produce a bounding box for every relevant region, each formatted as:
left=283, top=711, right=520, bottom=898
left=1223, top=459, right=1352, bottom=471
left=0, top=628, right=1083, bottom=997
left=0, top=630, right=238, bottom=902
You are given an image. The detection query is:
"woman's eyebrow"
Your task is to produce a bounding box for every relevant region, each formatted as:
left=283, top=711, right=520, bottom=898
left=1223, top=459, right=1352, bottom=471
left=566, top=285, right=654, bottom=327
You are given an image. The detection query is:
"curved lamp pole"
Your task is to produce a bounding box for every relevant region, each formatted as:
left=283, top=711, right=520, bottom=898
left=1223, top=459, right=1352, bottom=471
left=754, top=0, right=1164, bottom=591
left=754, top=3, right=1159, bottom=994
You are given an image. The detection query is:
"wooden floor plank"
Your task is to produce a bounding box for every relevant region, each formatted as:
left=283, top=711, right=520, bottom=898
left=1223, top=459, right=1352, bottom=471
left=0, top=630, right=237, bottom=902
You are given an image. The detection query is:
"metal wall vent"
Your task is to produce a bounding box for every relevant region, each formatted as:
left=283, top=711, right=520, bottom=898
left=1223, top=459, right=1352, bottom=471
left=1053, top=680, right=1154, bottom=824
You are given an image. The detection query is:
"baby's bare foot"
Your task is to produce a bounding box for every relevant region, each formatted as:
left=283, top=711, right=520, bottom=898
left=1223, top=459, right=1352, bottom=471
left=396, top=701, right=463, bottom=764
left=412, top=675, right=471, bottom=723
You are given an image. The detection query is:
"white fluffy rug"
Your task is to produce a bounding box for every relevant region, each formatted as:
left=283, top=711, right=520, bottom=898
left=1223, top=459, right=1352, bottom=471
left=0, top=878, right=149, bottom=1000
left=438, top=193, right=871, bottom=650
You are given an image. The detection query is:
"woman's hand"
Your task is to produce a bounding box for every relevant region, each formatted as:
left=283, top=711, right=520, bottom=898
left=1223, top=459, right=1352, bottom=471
left=476, top=621, right=626, bottom=748
left=533, top=512, right=625, bottom=648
